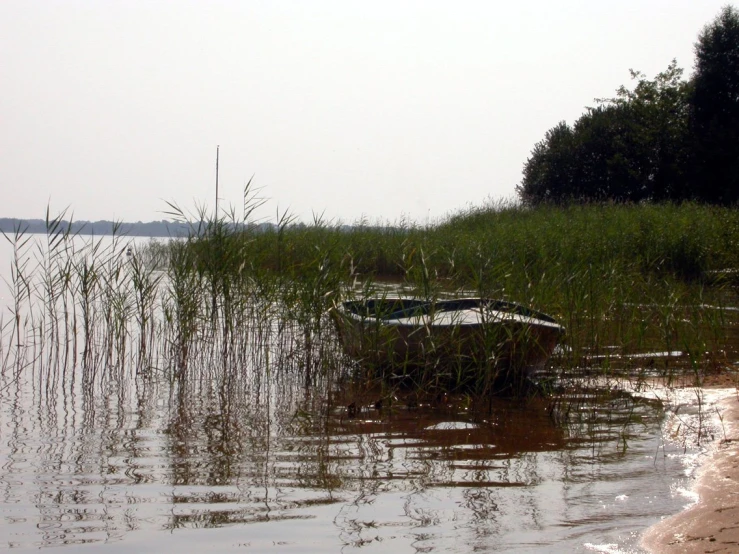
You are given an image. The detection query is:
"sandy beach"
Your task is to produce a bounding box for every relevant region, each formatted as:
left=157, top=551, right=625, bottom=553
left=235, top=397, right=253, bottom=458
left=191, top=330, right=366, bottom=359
left=641, top=379, right=739, bottom=553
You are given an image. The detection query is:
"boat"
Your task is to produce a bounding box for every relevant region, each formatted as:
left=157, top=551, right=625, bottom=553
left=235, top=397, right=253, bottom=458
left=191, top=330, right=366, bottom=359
left=331, top=297, right=565, bottom=383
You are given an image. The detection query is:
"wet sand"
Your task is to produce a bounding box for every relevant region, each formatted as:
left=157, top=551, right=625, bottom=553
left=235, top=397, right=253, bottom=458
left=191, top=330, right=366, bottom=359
left=642, top=380, right=739, bottom=553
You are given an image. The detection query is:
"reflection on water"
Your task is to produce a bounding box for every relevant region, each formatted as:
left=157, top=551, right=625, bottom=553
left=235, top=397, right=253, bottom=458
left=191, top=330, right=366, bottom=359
left=0, top=365, right=712, bottom=553
left=0, top=235, right=735, bottom=552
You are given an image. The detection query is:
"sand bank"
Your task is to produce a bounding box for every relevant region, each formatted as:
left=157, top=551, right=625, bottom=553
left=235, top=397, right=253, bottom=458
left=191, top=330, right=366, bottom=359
left=641, top=390, right=739, bottom=553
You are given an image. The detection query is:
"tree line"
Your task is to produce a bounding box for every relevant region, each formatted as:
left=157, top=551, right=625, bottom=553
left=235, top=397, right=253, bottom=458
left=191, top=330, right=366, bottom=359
left=517, top=6, right=739, bottom=206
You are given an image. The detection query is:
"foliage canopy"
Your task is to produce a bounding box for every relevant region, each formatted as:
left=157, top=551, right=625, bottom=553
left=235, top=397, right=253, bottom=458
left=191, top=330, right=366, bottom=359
left=691, top=5, right=739, bottom=205
left=518, top=6, right=739, bottom=205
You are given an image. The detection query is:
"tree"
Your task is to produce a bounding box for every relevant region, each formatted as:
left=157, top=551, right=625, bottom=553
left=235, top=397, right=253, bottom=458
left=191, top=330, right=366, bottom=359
left=518, top=122, right=576, bottom=204
left=599, top=61, right=692, bottom=201
left=570, top=104, right=642, bottom=202
left=690, top=5, right=739, bottom=204
left=518, top=62, right=691, bottom=205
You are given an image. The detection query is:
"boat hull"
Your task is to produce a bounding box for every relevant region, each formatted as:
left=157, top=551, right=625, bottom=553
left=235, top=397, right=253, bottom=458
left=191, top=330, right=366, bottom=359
left=331, top=298, right=564, bottom=384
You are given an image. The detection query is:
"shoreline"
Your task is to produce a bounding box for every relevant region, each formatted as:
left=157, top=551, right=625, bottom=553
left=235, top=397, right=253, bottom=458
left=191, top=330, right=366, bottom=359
left=641, top=387, right=739, bottom=553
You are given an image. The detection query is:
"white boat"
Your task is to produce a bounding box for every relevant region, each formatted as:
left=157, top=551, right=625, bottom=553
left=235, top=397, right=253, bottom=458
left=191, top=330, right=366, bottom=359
left=331, top=297, right=565, bottom=383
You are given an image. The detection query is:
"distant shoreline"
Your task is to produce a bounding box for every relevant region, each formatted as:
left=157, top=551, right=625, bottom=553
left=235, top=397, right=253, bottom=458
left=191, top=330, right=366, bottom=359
left=0, top=218, right=356, bottom=238
left=0, top=218, right=192, bottom=238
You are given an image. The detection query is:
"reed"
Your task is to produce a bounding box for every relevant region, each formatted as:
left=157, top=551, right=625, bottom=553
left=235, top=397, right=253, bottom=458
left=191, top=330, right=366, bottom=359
left=2, top=199, right=737, bottom=404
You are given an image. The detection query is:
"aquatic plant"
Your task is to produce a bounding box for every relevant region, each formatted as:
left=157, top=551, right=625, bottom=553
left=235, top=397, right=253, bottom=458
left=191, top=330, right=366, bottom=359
left=1, top=199, right=737, bottom=409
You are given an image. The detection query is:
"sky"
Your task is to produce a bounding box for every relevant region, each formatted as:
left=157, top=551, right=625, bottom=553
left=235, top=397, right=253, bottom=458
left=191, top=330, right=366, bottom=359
left=0, top=1, right=732, bottom=225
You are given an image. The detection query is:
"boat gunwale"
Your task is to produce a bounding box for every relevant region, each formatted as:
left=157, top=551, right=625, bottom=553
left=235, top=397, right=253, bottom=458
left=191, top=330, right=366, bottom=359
left=335, top=297, right=565, bottom=332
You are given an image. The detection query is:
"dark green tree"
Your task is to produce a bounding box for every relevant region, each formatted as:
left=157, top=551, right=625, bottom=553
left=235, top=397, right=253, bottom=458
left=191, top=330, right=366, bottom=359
left=569, top=104, right=642, bottom=202
left=599, top=61, right=692, bottom=201
left=690, top=5, right=739, bottom=204
left=518, top=122, right=576, bottom=204
left=518, top=62, right=691, bottom=205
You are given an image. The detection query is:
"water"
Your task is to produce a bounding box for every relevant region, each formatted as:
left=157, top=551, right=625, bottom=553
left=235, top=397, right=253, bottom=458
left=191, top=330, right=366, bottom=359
left=0, top=372, right=706, bottom=553
left=0, top=235, right=732, bottom=552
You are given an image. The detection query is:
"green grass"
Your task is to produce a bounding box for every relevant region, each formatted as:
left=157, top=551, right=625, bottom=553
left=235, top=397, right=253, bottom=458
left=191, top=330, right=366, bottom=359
left=219, top=199, right=739, bottom=383
left=2, top=198, right=739, bottom=399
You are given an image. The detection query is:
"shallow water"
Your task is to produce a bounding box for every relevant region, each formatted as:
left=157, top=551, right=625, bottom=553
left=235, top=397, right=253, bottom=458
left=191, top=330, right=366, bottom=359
left=0, top=235, right=735, bottom=552
left=0, top=367, right=724, bottom=553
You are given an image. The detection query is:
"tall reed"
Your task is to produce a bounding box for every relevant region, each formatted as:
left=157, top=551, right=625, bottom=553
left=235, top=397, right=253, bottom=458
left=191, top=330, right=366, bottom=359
left=2, top=200, right=737, bottom=403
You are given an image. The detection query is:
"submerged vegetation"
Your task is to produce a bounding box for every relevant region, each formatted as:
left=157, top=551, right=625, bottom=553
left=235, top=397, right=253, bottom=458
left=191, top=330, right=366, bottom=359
left=2, top=197, right=738, bottom=406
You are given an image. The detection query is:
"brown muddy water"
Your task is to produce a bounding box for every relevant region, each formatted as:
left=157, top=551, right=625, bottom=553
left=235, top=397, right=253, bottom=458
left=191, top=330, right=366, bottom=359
left=0, top=237, right=736, bottom=553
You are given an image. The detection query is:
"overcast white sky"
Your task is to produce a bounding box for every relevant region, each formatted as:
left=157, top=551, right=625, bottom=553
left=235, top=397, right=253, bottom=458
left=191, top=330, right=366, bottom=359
left=0, top=1, right=731, bottom=225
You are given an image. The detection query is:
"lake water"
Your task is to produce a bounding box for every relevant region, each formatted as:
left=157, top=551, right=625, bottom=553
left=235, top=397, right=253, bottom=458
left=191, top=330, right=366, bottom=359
left=0, top=235, right=733, bottom=553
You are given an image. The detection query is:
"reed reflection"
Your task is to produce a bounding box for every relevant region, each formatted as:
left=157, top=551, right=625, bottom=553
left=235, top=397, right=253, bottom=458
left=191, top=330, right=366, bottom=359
left=0, top=343, right=673, bottom=550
